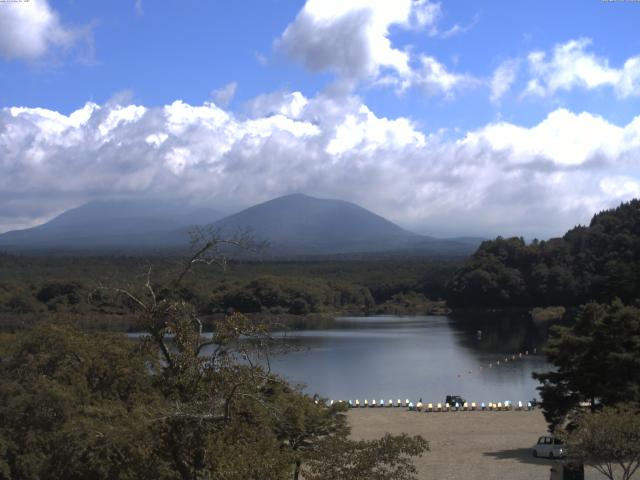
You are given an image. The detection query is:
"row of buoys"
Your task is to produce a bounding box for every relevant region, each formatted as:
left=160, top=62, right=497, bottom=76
left=451, top=348, right=540, bottom=380
left=486, top=348, right=537, bottom=370
left=325, top=399, right=534, bottom=411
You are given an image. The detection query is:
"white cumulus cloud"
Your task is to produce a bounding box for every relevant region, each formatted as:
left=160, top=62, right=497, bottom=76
left=276, top=0, right=413, bottom=79
left=469, top=108, right=632, bottom=166
left=0, top=0, right=86, bottom=60
left=1, top=94, right=640, bottom=239
left=524, top=38, right=640, bottom=98
left=276, top=0, right=475, bottom=98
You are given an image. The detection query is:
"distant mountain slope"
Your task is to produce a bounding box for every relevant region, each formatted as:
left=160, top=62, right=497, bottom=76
left=0, top=194, right=481, bottom=257
left=211, top=193, right=420, bottom=254
left=0, top=199, right=223, bottom=250
left=211, top=193, right=471, bottom=255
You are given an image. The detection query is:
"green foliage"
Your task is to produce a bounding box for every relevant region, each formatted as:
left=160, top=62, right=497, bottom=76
left=36, top=282, right=83, bottom=305
left=533, top=301, right=640, bottom=431
left=0, top=255, right=459, bottom=331
left=304, top=433, right=429, bottom=480
left=0, top=324, right=165, bottom=479
left=562, top=405, right=640, bottom=480
left=530, top=306, right=566, bottom=322
left=448, top=200, right=640, bottom=307
left=0, top=238, right=429, bottom=479
left=374, top=291, right=449, bottom=315
left=269, top=387, right=350, bottom=480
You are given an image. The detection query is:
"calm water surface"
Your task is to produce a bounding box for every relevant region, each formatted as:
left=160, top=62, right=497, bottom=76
left=262, top=314, right=552, bottom=404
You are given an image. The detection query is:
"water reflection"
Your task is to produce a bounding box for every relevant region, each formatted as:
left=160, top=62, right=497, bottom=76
left=137, top=314, right=555, bottom=404
left=262, top=315, right=553, bottom=403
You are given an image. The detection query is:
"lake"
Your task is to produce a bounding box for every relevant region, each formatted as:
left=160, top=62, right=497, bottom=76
left=257, top=314, right=553, bottom=405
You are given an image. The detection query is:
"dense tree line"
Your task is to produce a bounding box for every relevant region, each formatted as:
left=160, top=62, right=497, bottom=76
left=447, top=200, right=640, bottom=307
left=0, top=255, right=458, bottom=329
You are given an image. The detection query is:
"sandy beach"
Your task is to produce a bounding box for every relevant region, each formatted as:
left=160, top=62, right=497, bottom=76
left=348, top=409, right=601, bottom=480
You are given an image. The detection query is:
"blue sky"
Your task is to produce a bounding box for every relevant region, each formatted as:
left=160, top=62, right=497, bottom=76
left=1, top=0, right=640, bottom=237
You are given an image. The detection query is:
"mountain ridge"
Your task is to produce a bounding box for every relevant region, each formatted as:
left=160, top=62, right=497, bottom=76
left=0, top=199, right=223, bottom=250
left=0, top=194, right=482, bottom=257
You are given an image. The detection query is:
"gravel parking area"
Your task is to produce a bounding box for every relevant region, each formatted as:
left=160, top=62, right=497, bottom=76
left=348, top=409, right=602, bottom=480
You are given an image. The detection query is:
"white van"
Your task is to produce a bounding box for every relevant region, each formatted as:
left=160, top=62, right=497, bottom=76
left=533, top=435, right=566, bottom=458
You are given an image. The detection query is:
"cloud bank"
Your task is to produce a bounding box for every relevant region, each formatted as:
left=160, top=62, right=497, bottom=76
left=2, top=92, right=639, bottom=238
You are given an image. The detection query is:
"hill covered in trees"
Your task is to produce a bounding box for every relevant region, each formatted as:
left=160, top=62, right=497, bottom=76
left=447, top=200, right=640, bottom=308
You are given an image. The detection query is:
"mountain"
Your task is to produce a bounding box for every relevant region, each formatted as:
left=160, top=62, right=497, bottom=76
left=0, top=194, right=481, bottom=256
left=211, top=194, right=478, bottom=256
left=0, top=199, right=223, bottom=251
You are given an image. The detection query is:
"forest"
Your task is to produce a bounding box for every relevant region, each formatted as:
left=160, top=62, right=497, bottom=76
left=0, top=254, right=456, bottom=332
left=447, top=200, right=640, bottom=308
